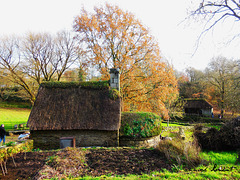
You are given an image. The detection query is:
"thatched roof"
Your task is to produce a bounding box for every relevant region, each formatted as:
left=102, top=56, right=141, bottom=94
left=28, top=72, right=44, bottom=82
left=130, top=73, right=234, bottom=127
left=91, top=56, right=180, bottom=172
left=184, top=99, right=213, bottom=109
left=27, top=81, right=121, bottom=131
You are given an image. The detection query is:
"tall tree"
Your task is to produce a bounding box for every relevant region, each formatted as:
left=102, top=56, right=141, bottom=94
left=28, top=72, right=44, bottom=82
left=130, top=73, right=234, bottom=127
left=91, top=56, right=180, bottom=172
left=0, top=36, right=36, bottom=104
left=186, top=67, right=204, bottom=83
left=0, top=31, right=80, bottom=104
left=55, top=31, right=80, bottom=81
left=21, top=32, right=55, bottom=84
left=73, top=3, right=178, bottom=118
left=223, top=60, right=240, bottom=115
left=205, top=56, right=238, bottom=117
left=178, top=67, right=208, bottom=99
left=21, top=31, right=79, bottom=84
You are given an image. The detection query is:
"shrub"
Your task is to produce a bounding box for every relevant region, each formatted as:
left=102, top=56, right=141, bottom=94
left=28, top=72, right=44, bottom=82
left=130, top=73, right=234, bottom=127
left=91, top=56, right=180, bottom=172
left=120, top=112, right=162, bottom=138
left=6, top=141, right=17, bottom=147
left=157, top=136, right=202, bottom=169
left=194, top=117, right=240, bottom=151
left=109, top=89, right=121, bottom=100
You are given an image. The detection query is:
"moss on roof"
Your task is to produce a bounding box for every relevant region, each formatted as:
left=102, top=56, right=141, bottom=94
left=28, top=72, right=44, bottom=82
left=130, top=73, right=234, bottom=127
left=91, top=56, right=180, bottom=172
left=41, top=80, right=110, bottom=89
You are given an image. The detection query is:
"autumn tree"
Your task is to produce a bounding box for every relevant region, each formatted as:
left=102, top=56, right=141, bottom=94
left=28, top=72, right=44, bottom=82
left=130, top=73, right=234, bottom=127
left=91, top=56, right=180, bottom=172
left=73, top=3, right=178, bottom=118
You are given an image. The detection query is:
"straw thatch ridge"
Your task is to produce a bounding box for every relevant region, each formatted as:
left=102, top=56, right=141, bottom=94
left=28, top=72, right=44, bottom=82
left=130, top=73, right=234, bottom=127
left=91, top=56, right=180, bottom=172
left=27, top=82, right=121, bottom=131
left=184, top=99, right=213, bottom=109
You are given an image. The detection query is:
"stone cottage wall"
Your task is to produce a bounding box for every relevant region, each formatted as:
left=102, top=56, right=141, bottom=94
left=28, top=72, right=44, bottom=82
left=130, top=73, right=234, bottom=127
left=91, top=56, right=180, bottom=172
left=31, top=130, right=119, bottom=150
left=202, top=108, right=213, bottom=116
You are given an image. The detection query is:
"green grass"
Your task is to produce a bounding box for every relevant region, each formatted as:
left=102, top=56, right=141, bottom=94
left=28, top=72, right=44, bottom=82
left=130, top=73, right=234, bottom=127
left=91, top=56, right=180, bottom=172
left=74, top=167, right=240, bottom=179
left=204, top=124, right=223, bottom=130
left=200, top=151, right=238, bottom=165
left=0, top=107, right=31, bottom=131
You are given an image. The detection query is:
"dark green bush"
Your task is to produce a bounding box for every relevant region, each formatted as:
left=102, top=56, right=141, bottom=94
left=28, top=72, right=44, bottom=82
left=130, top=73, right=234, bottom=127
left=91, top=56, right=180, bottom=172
left=194, top=117, right=240, bottom=151
left=120, top=112, right=162, bottom=138
left=0, top=86, right=30, bottom=103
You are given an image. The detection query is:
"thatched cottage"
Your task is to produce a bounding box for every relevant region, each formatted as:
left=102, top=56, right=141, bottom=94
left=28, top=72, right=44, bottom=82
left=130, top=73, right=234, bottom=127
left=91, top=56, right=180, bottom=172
left=184, top=99, right=213, bottom=116
left=27, top=70, right=121, bottom=150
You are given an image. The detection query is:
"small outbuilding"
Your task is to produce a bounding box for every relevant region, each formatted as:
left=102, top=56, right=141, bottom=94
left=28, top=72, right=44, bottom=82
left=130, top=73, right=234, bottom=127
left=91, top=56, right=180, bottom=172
left=184, top=99, right=213, bottom=116
left=27, top=70, right=121, bottom=150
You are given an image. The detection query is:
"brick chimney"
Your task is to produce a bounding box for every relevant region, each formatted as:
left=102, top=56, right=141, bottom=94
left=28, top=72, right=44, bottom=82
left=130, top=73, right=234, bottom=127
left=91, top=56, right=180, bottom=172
left=109, top=68, right=120, bottom=90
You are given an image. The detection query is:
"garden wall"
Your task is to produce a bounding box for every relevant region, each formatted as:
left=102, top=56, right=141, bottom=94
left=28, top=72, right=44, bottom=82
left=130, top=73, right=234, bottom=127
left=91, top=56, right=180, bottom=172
left=119, top=135, right=160, bottom=148
left=31, top=130, right=119, bottom=150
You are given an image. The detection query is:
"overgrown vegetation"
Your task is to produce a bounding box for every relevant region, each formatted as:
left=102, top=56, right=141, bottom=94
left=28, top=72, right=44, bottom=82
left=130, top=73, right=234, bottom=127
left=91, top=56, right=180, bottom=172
left=120, top=112, right=162, bottom=138
left=157, top=135, right=202, bottom=169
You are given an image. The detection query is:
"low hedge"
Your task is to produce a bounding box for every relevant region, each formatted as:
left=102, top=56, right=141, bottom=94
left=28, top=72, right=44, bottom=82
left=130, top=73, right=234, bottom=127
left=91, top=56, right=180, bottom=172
left=120, top=112, right=162, bottom=138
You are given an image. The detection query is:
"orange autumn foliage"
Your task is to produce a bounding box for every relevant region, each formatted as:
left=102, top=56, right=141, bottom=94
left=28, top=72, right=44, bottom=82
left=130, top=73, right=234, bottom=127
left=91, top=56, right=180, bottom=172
left=73, top=3, right=178, bottom=119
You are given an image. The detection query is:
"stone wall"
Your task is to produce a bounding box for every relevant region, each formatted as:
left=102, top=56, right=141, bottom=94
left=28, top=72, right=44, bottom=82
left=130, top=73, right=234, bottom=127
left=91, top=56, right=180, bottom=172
left=119, top=135, right=160, bottom=148
left=162, top=126, right=195, bottom=132
left=31, top=130, right=119, bottom=150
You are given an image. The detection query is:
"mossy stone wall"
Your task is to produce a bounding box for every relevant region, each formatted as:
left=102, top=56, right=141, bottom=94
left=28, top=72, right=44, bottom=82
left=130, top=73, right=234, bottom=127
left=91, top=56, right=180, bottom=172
left=31, top=130, right=119, bottom=150
left=119, top=135, right=160, bottom=148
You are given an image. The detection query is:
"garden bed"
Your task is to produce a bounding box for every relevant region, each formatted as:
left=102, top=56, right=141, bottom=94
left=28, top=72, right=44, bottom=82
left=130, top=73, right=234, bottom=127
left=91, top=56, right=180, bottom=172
left=0, top=147, right=172, bottom=179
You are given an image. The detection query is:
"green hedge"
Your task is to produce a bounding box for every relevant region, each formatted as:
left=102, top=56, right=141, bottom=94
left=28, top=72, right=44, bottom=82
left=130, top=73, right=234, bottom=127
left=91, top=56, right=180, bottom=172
left=41, top=81, right=110, bottom=90
left=120, top=112, right=162, bottom=138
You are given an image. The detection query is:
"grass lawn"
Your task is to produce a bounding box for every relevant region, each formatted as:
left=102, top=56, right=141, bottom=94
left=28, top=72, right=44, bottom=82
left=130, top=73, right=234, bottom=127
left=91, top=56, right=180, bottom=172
left=0, top=107, right=31, bottom=131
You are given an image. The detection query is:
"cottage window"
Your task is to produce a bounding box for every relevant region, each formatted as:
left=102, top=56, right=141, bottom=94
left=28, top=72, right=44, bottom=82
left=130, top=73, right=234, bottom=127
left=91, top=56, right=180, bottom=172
left=60, top=137, right=76, bottom=148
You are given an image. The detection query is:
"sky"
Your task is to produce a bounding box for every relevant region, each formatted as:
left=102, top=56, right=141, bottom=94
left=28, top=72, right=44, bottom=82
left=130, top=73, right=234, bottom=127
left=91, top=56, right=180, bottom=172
left=1, top=0, right=240, bottom=72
